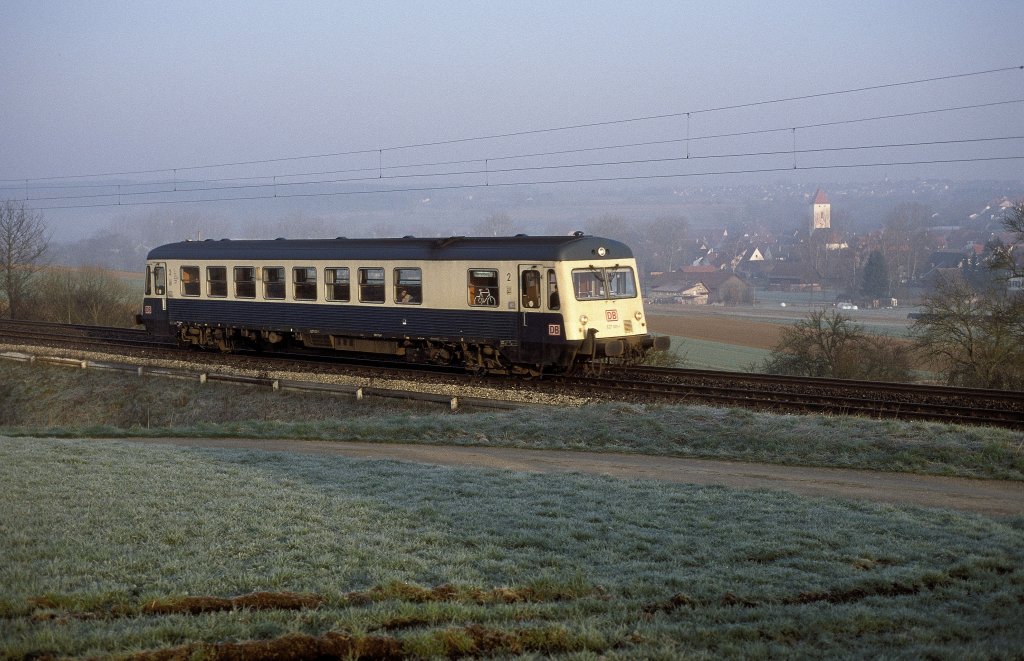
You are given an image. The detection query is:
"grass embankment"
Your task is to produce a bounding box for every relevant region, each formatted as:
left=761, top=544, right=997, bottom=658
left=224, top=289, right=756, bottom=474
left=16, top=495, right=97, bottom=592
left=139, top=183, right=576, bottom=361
left=1, top=360, right=1021, bottom=480
left=2, top=437, right=1023, bottom=658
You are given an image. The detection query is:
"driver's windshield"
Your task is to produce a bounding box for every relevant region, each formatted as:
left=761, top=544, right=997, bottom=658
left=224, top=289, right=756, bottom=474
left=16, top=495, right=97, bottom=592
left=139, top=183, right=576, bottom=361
left=571, top=267, right=637, bottom=300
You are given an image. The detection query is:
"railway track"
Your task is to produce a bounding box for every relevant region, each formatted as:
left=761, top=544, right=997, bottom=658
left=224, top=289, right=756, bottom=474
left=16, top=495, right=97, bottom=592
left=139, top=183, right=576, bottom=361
left=0, top=319, right=176, bottom=351
left=1, top=320, right=1022, bottom=429
left=560, top=365, right=1024, bottom=428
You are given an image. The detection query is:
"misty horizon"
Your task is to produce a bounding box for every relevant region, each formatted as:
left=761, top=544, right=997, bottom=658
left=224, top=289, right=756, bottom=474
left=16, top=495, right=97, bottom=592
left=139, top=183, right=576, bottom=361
left=2, top=1, right=1022, bottom=243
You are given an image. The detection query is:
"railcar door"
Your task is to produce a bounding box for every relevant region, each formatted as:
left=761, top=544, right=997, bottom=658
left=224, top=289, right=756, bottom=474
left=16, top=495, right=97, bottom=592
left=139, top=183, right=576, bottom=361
left=139, top=261, right=169, bottom=336
left=517, top=264, right=562, bottom=365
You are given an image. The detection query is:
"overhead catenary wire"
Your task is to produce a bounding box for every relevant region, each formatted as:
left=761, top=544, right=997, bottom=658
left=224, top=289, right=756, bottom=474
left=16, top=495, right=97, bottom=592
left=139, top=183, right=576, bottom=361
left=24, top=154, right=1024, bottom=211
left=4, top=97, right=1023, bottom=195
left=2, top=63, right=1020, bottom=186
left=17, top=135, right=1024, bottom=204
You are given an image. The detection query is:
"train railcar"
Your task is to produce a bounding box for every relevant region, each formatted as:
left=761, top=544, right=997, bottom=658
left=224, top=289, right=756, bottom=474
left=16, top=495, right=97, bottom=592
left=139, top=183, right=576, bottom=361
left=137, top=233, right=669, bottom=374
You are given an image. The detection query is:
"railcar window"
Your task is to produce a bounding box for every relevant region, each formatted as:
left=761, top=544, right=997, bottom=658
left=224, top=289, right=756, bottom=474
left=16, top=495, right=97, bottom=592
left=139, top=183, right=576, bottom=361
left=547, top=269, right=560, bottom=310
left=468, top=269, right=499, bottom=307
left=571, top=267, right=637, bottom=300
left=263, top=266, right=286, bottom=300
left=572, top=270, right=602, bottom=300
left=153, top=266, right=165, bottom=296
left=293, top=267, right=317, bottom=301
left=234, top=266, right=256, bottom=298
left=605, top=267, right=638, bottom=298
left=145, top=266, right=152, bottom=296
left=358, top=267, right=385, bottom=303
left=521, top=270, right=541, bottom=308
left=207, top=266, right=227, bottom=298
left=394, top=268, right=422, bottom=304
left=180, top=266, right=200, bottom=297
left=325, top=267, right=350, bottom=302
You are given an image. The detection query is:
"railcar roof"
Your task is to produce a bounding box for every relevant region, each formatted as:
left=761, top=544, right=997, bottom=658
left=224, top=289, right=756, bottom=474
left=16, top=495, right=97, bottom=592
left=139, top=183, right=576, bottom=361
left=146, top=235, right=635, bottom=262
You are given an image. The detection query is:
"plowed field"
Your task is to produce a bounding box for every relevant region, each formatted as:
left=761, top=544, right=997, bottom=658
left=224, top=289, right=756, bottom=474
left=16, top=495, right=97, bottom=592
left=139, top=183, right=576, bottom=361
left=648, top=313, right=783, bottom=350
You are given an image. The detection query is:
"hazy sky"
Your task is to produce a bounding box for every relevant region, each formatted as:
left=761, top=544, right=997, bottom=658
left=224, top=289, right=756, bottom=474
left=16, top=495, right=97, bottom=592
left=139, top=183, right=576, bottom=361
left=1, top=0, right=1022, bottom=230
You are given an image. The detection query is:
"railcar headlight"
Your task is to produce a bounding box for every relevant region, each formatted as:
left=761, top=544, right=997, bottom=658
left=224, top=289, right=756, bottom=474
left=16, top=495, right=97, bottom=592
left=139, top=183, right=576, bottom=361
left=579, top=314, right=589, bottom=325
left=635, top=311, right=643, bottom=320
left=596, top=246, right=607, bottom=257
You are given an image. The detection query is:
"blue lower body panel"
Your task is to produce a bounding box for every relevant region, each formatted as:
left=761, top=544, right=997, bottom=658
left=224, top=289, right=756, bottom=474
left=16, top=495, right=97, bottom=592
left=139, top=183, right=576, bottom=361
left=166, top=299, right=519, bottom=342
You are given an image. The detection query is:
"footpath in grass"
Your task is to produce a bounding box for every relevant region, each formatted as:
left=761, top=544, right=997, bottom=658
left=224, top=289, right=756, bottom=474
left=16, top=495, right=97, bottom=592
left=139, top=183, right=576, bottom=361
left=2, top=437, right=1023, bottom=659
left=2, top=359, right=1023, bottom=481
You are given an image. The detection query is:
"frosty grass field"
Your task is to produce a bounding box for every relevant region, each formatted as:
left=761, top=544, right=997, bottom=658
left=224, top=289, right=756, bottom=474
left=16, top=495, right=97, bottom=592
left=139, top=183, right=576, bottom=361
left=1, top=358, right=1023, bottom=657
left=2, top=436, right=1022, bottom=658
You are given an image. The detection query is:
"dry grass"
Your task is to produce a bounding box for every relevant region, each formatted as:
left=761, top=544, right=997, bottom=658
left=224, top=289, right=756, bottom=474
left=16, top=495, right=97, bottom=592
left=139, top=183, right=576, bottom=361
left=1, top=360, right=1021, bottom=481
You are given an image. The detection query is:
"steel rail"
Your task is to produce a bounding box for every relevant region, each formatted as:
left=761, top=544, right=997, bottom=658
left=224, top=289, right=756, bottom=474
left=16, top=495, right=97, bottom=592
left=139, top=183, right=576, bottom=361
left=2, top=321, right=1021, bottom=428
left=611, top=365, right=1024, bottom=409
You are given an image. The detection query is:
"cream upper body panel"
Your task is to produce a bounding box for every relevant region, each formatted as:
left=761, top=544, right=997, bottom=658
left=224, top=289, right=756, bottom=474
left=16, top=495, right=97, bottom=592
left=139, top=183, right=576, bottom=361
left=151, top=255, right=651, bottom=340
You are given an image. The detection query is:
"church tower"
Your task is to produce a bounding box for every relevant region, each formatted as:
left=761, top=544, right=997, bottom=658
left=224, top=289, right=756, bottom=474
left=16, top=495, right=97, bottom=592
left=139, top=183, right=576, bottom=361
left=811, top=189, right=831, bottom=234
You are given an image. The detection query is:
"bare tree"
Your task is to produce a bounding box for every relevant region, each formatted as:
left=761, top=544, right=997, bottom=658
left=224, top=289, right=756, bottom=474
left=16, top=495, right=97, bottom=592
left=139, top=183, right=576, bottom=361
left=880, top=203, right=935, bottom=292
left=634, top=215, right=689, bottom=273
left=912, top=271, right=1024, bottom=389
left=762, top=309, right=910, bottom=381
left=32, top=266, right=138, bottom=326
left=0, top=200, right=49, bottom=319
left=910, top=203, right=1024, bottom=389
left=585, top=215, right=641, bottom=257
left=245, top=210, right=332, bottom=240
left=988, top=201, right=1024, bottom=279
left=472, top=212, right=517, bottom=237
left=763, top=309, right=862, bottom=378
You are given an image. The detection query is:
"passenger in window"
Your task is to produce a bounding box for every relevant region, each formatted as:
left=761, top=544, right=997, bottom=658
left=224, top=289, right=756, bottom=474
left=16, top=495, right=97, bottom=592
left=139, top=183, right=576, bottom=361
left=181, top=267, right=200, bottom=296
left=549, top=283, right=560, bottom=310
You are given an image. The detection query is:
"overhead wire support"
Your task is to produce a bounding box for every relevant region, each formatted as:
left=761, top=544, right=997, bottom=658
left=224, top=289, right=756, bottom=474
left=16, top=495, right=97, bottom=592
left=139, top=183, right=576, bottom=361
left=16, top=135, right=1024, bottom=205
left=686, top=112, right=691, bottom=159
left=792, top=128, right=797, bottom=169
left=6, top=97, right=1020, bottom=196
left=2, top=64, right=1020, bottom=187
left=23, top=153, right=1024, bottom=212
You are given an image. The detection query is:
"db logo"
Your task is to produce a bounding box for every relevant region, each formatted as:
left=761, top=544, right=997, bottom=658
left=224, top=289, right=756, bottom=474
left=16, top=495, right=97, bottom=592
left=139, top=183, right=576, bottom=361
left=548, top=324, right=561, bottom=336
left=144, top=305, right=152, bottom=315
left=605, top=310, right=619, bottom=321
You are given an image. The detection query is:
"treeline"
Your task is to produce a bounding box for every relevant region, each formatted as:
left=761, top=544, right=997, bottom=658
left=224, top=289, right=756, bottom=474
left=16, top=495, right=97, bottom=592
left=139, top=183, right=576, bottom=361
left=1, top=200, right=140, bottom=326
left=1, top=266, right=140, bottom=327
left=762, top=202, right=1024, bottom=389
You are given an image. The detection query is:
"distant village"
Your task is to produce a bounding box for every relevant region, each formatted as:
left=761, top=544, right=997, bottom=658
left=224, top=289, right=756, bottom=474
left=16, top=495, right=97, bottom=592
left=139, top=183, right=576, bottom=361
left=646, top=189, right=1023, bottom=307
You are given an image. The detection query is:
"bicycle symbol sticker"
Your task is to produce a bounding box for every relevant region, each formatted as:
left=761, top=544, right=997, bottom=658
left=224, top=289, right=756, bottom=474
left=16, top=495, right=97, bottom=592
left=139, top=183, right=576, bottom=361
left=474, top=288, right=495, bottom=306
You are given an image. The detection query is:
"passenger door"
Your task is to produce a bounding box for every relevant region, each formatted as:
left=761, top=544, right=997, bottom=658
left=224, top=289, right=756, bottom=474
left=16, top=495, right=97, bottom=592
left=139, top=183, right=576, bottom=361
left=147, top=262, right=167, bottom=310
left=518, top=264, right=561, bottom=348
left=519, top=266, right=542, bottom=313
left=140, top=261, right=169, bottom=332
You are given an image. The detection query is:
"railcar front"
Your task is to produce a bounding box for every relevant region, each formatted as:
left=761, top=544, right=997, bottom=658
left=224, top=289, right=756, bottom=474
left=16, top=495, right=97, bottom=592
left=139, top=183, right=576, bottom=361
left=547, top=253, right=670, bottom=367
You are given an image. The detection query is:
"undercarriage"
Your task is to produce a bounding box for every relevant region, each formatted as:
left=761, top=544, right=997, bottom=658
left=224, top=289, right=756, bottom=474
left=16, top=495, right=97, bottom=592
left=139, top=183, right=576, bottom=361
left=172, top=323, right=666, bottom=375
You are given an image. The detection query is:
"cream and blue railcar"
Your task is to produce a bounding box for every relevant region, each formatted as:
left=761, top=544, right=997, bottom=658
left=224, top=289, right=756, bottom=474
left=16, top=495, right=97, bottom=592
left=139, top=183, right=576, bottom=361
left=138, top=234, right=668, bottom=373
